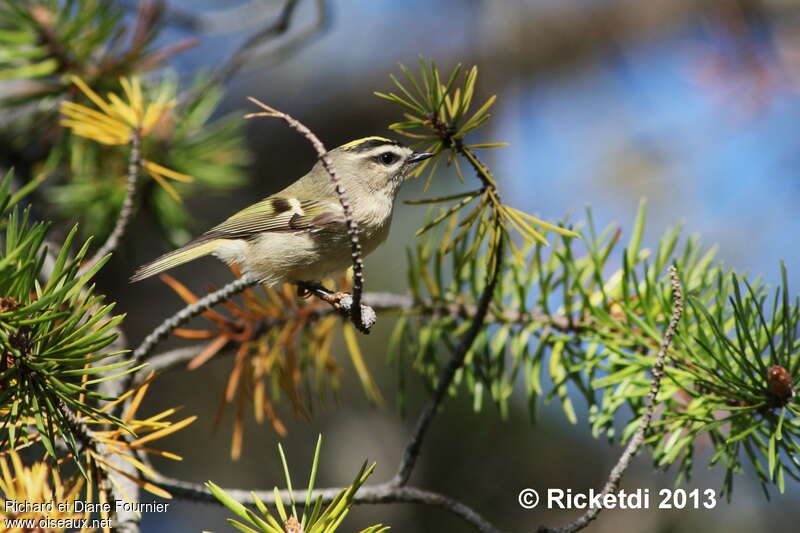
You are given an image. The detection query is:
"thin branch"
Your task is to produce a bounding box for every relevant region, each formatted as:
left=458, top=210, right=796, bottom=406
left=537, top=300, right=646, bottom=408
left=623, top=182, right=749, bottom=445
left=209, top=0, right=301, bottom=85
left=153, top=476, right=504, bottom=533
left=119, top=0, right=277, bottom=34
left=79, top=130, right=141, bottom=276
left=537, top=265, right=684, bottom=533
left=132, top=273, right=258, bottom=363
left=245, top=98, right=370, bottom=333
left=392, top=233, right=505, bottom=487
left=182, top=0, right=326, bottom=106
left=130, top=346, right=205, bottom=386
left=139, top=290, right=578, bottom=381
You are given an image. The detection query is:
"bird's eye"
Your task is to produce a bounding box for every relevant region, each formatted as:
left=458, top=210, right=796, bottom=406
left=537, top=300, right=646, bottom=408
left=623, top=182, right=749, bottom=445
left=378, top=152, right=398, bottom=165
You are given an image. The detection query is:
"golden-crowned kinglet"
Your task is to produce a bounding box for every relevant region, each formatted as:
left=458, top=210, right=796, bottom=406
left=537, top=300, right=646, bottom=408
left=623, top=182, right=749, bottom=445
left=131, top=137, right=433, bottom=284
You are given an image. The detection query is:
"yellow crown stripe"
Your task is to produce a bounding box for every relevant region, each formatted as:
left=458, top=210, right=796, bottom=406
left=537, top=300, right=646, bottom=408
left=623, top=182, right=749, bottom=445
left=338, top=136, right=394, bottom=151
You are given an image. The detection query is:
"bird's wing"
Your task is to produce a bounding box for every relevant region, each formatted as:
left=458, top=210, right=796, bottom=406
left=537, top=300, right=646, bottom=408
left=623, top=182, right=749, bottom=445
left=201, top=196, right=344, bottom=240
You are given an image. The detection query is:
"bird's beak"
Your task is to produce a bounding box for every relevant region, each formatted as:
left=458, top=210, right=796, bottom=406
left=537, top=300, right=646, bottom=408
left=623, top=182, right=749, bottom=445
left=407, top=151, right=435, bottom=164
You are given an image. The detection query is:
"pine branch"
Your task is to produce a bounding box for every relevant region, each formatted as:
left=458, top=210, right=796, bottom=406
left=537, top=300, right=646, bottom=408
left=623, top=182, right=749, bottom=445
left=537, top=265, right=684, bottom=533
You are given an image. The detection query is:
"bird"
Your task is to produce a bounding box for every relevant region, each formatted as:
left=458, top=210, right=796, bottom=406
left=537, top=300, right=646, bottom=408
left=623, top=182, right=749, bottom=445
left=131, top=137, right=433, bottom=286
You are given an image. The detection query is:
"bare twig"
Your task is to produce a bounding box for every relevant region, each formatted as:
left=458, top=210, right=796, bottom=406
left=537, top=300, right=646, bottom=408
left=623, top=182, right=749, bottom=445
left=182, top=0, right=327, bottom=106
left=132, top=273, right=258, bottom=363
left=152, top=476, right=504, bottom=533
left=130, top=346, right=206, bottom=386
left=245, top=98, right=370, bottom=333
left=537, top=265, right=684, bottom=533
left=209, top=0, right=301, bottom=85
left=144, top=0, right=281, bottom=33
left=79, top=130, right=141, bottom=276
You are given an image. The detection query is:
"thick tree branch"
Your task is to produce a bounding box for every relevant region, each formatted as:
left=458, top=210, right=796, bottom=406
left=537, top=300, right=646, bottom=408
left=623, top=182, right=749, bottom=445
left=245, top=98, right=370, bottom=332
left=153, top=475, right=504, bottom=533
left=79, top=130, right=141, bottom=276
left=537, top=265, right=684, bottom=533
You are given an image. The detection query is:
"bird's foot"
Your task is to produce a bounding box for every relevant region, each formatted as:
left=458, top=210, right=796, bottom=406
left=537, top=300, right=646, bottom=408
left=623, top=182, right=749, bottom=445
left=294, top=281, right=376, bottom=333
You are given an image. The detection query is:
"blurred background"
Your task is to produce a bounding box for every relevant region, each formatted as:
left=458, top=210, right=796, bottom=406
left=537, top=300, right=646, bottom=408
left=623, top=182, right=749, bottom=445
left=43, top=0, right=800, bottom=531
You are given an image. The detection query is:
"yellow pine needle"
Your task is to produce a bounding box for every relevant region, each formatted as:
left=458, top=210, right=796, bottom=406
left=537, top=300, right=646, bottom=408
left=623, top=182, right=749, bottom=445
left=502, top=206, right=549, bottom=245
left=63, top=75, right=194, bottom=202
left=225, top=346, right=248, bottom=402
left=343, top=324, right=384, bottom=406
left=110, top=450, right=159, bottom=480
left=59, top=120, right=127, bottom=144
left=420, top=260, right=440, bottom=298
left=508, top=206, right=579, bottom=237
left=438, top=212, right=459, bottom=256
left=266, top=321, right=296, bottom=364
left=127, top=446, right=183, bottom=461
left=231, top=389, right=246, bottom=460
left=97, top=473, right=111, bottom=529
left=142, top=91, right=175, bottom=133
left=70, top=75, right=114, bottom=116
left=460, top=94, right=496, bottom=133
left=505, top=213, right=548, bottom=248
left=146, top=166, right=182, bottom=202
left=132, top=77, right=144, bottom=117
left=188, top=335, right=229, bottom=369
left=129, top=415, right=197, bottom=447
left=445, top=87, right=460, bottom=119
left=253, top=378, right=265, bottom=425
left=106, top=92, right=138, bottom=127
left=61, top=101, right=127, bottom=131
left=134, top=407, right=182, bottom=427
left=402, top=112, right=425, bottom=123
left=124, top=375, right=152, bottom=422
left=464, top=142, right=509, bottom=149
left=451, top=152, right=466, bottom=183
left=503, top=225, right=528, bottom=266
left=143, top=160, right=194, bottom=182
left=119, top=76, right=144, bottom=122
left=98, top=457, right=173, bottom=499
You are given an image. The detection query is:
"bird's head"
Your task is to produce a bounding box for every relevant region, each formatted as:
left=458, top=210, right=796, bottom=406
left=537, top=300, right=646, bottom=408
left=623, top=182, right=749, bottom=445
left=329, top=137, right=433, bottom=197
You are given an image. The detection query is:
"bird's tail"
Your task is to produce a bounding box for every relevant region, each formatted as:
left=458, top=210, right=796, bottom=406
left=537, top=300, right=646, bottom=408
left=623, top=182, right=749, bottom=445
left=130, top=238, right=226, bottom=282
